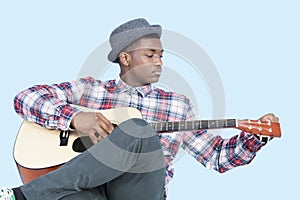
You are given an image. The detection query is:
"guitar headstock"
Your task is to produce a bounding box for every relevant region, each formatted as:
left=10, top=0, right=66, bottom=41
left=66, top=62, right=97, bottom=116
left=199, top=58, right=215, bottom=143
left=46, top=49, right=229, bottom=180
left=237, top=119, right=281, bottom=137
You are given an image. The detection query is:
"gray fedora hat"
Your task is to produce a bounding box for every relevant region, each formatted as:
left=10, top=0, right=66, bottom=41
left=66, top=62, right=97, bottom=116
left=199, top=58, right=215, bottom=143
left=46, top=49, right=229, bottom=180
left=108, top=18, right=162, bottom=63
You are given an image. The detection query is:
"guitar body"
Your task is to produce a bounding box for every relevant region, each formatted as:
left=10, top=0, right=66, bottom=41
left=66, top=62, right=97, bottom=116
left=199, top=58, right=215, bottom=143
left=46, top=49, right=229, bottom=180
left=13, top=106, right=142, bottom=184
left=16, top=164, right=61, bottom=185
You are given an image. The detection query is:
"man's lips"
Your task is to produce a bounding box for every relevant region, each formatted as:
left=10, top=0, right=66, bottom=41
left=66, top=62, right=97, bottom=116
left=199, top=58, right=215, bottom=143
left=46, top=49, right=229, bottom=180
left=153, top=70, right=162, bottom=76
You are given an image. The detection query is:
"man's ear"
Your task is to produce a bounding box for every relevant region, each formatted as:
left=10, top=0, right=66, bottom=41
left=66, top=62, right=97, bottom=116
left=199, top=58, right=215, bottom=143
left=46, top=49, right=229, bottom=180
left=119, top=52, right=131, bottom=67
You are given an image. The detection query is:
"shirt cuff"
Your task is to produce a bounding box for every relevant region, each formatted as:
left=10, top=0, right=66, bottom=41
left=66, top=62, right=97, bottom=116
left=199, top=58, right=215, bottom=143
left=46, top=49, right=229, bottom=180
left=57, top=104, right=81, bottom=130
left=243, top=132, right=265, bottom=152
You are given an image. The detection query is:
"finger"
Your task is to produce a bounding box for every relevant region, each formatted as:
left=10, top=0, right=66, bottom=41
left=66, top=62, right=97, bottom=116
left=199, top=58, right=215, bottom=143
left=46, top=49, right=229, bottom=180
left=96, top=113, right=114, bottom=134
left=88, top=130, right=99, bottom=144
left=96, top=113, right=114, bottom=129
left=94, top=125, right=108, bottom=139
left=260, top=113, right=279, bottom=122
left=267, top=114, right=279, bottom=122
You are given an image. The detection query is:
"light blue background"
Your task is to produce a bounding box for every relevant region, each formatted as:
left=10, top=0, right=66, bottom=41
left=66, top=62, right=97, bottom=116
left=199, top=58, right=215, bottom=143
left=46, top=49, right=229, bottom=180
left=1, top=1, right=299, bottom=199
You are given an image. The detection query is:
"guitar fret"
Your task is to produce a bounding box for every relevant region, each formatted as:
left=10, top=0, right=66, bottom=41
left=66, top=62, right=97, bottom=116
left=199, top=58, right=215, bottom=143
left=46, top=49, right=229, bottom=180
left=222, top=120, right=227, bottom=128
left=181, top=122, right=185, bottom=131
left=174, top=122, right=179, bottom=131
left=226, top=119, right=236, bottom=128
left=217, top=120, right=224, bottom=128
left=194, top=121, right=199, bottom=130
left=163, top=122, right=167, bottom=132
left=167, top=122, right=172, bottom=131
left=192, top=120, right=194, bottom=131
left=188, top=121, right=193, bottom=130
left=155, top=122, right=159, bottom=132
left=201, top=120, right=208, bottom=129
left=153, top=122, right=156, bottom=132
left=209, top=120, right=217, bottom=128
left=158, top=122, right=163, bottom=132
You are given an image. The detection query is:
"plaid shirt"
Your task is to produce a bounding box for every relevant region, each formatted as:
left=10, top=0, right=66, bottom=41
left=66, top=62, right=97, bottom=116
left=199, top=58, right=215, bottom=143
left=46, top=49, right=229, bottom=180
left=14, top=76, right=263, bottom=187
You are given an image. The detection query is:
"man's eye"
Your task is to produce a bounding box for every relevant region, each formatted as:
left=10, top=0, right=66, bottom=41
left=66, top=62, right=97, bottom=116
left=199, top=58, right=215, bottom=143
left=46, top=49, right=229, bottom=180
left=146, top=55, right=154, bottom=58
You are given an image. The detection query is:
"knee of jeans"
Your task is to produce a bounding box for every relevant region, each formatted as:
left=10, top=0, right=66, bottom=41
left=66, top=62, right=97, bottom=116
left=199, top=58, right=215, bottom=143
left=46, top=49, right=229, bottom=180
left=117, top=118, right=162, bottom=149
left=118, top=118, right=156, bottom=138
left=130, top=118, right=149, bottom=126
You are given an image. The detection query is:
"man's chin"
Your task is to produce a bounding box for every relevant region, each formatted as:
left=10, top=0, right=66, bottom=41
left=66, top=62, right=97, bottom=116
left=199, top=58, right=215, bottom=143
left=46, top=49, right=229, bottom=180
left=150, top=77, right=160, bottom=84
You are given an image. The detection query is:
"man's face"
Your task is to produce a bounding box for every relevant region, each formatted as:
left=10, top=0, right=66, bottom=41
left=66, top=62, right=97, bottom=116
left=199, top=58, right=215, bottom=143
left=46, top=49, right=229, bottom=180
left=120, top=37, right=164, bottom=87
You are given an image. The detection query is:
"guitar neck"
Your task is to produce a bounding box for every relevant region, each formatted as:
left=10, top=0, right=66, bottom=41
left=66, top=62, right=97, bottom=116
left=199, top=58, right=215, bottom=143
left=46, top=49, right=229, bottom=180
left=150, top=119, right=237, bottom=133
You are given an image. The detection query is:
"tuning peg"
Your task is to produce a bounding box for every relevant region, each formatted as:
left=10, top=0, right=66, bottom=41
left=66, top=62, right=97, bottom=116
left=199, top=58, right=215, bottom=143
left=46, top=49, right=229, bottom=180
left=268, top=128, right=272, bottom=132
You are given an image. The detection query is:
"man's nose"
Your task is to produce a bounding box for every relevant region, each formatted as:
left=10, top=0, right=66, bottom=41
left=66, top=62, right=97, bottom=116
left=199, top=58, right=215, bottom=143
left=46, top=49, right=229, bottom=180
left=154, top=56, right=163, bottom=66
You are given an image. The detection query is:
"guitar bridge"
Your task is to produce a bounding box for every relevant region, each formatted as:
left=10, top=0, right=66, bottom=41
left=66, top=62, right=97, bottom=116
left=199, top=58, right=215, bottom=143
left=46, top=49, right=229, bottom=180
left=59, top=130, right=70, bottom=146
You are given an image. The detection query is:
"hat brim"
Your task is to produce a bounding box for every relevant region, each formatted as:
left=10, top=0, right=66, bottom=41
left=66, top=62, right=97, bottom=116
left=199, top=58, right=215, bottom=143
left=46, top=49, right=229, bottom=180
left=108, top=25, right=162, bottom=63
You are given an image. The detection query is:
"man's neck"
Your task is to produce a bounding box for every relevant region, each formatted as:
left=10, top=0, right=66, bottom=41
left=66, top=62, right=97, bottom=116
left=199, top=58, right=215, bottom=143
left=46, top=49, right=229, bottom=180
left=119, top=74, right=147, bottom=88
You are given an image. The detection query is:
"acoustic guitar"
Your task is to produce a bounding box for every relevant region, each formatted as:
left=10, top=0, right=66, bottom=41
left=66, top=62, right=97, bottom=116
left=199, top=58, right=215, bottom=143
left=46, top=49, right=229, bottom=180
left=13, top=105, right=281, bottom=184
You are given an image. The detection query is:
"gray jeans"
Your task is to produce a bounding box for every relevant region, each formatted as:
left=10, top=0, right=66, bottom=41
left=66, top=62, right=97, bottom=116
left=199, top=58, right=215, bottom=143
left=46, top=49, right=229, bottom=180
left=20, top=118, right=166, bottom=200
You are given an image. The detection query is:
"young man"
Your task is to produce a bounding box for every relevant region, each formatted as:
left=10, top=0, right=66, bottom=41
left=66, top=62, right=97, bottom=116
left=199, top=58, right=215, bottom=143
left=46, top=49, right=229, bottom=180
left=1, top=18, right=279, bottom=200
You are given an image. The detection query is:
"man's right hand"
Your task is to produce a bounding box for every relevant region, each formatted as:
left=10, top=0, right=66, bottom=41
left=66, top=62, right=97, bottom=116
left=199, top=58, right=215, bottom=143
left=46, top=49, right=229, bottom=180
left=71, top=112, right=114, bottom=144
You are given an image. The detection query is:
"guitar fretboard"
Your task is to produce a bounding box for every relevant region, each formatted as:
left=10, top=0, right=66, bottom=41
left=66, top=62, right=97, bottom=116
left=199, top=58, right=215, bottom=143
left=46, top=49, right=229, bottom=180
left=150, top=119, right=237, bottom=133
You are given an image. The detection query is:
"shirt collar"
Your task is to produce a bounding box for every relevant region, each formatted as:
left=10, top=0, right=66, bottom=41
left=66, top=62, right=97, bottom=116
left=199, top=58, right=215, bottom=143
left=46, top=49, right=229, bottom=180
left=114, top=76, right=153, bottom=97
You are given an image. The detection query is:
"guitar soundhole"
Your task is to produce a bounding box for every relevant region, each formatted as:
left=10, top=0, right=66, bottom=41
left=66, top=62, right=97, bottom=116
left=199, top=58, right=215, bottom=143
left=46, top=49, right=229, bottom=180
left=72, top=136, right=93, bottom=152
